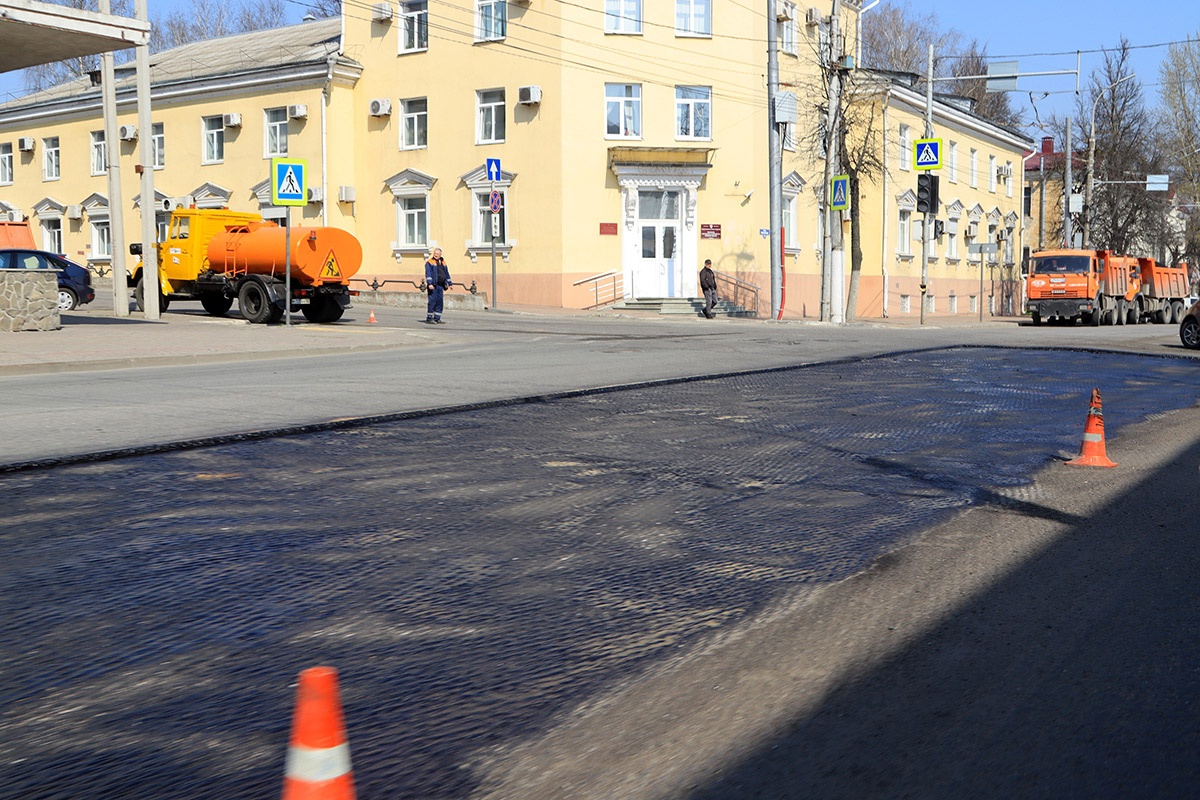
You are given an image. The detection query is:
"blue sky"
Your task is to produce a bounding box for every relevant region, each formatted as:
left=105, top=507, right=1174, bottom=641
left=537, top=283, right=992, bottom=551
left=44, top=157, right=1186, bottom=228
left=908, top=0, right=1194, bottom=134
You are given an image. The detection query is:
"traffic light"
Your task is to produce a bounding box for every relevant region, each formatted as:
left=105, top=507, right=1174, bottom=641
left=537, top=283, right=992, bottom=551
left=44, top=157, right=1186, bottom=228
left=933, top=220, right=945, bottom=240
left=916, top=173, right=940, bottom=213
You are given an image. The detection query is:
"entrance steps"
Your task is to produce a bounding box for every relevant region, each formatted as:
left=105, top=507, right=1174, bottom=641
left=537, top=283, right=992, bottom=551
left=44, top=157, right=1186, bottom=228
left=609, top=297, right=757, bottom=318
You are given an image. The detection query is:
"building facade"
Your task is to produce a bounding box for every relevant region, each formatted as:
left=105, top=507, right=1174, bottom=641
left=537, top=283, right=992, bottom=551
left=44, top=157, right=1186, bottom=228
left=0, top=2, right=1029, bottom=319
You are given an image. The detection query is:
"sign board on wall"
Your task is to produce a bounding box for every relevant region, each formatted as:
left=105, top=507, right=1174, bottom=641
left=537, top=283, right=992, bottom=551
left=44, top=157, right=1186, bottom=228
left=599, top=223, right=619, bottom=235
left=700, top=224, right=721, bottom=239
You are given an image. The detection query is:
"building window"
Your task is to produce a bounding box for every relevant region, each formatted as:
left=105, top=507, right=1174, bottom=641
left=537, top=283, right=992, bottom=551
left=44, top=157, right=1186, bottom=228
left=400, top=1, right=428, bottom=52
left=782, top=194, right=798, bottom=249
left=400, top=196, right=428, bottom=246
left=401, top=98, right=428, bottom=149
left=475, top=190, right=506, bottom=244
left=898, top=209, right=912, bottom=255
left=948, top=229, right=959, bottom=260
left=779, top=3, right=796, bottom=55
left=91, top=220, right=112, bottom=259
left=476, top=0, right=506, bottom=40
left=476, top=89, right=505, bottom=144
left=676, top=0, right=710, bottom=35
left=203, top=116, right=224, bottom=163
left=0, top=143, right=12, bottom=185
left=675, top=86, right=711, bottom=140
left=969, top=148, right=978, bottom=188
left=898, top=124, right=910, bottom=172
left=988, top=154, right=997, bottom=192
left=1023, top=185, right=1032, bottom=216
left=41, top=217, right=62, bottom=252
left=265, top=107, right=288, bottom=157
left=605, top=0, right=642, bottom=34
left=947, top=141, right=958, bottom=183
left=43, top=137, right=60, bottom=180
left=90, top=131, right=107, bottom=175
left=605, top=83, right=641, bottom=138
left=1005, top=160, right=1014, bottom=198
left=152, top=123, right=165, bottom=168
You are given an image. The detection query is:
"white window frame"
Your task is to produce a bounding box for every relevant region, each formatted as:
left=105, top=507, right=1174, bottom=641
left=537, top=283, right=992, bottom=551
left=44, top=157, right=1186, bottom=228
left=988, top=154, right=997, bottom=192
left=152, top=123, right=165, bottom=169
left=898, top=124, right=911, bottom=172
left=264, top=107, right=288, bottom=158
left=399, top=1, right=428, bottom=52
left=41, top=217, right=62, bottom=252
left=1005, top=160, right=1014, bottom=198
left=202, top=116, right=224, bottom=164
left=782, top=193, right=799, bottom=251
left=474, top=188, right=507, bottom=246
left=401, top=97, right=428, bottom=150
left=948, top=230, right=958, bottom=260
left=476, top=0, right=506, bottom=41
left=476, top=89, right=506, bottom=144
left=397, top=193, right=428, bottom=248
left=947, top=141, right=958, bottom=183
left=675, top=0, right=710, bottom=36
left=605, top=83, right=642, bottom=139
left=779, top=3, right=797, bottom=55
left=897, top=209, right=912, bottom=256
left=91, top=219, right=112, bottom=259
left=675, top=86, right=711, bottom=141
left=90, top=131, right=107, bottom=176
left=969, top=148, right=978, bottom=188
left=605, top=0, right=642, bottom=34
left=0, top=143, right=12, bottom=185
left=43, top=136, right=60, bottom=181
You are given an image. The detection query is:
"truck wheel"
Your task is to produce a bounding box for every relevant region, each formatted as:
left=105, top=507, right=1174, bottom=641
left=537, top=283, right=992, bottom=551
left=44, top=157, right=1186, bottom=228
left=1128, top=300, right=1141, bottom=325
left=1115, top=299, right=1127, bottom=325
left=134, top=277, right=170, bottom=313
left=238, top=279, right=277, bottom=324
left=302, top=295, right=346, bottom=323
left=1171, top=300, right=1184, bottom=325
left=1031, top=312, right=1041, bottom=326
left=1181, top=317, right=1200, bottom=350
left=201, top=294, right=234, bottom=317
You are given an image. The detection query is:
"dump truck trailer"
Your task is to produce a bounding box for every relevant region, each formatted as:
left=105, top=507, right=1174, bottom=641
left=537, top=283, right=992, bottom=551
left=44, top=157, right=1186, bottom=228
left=1025, top=249, right=1191, bottom=326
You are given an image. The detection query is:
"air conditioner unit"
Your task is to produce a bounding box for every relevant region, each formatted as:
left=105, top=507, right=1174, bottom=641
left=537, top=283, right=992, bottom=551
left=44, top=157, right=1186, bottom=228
left=805, top=7, right=820, bottom=26
left=162, top=195, right=195, bottom=211
left=118, top=124, right=138, bottom=141
left=66, top=205, right=83, bottom=220
left=372, top=2, right=393, bottom=21
left=338, top=185, right=356, bottom=203
left=2, top=210, right=21, bottom=222
left=968, top=221, right=979, bottom=237
left=996, top=164, right=1013, bottom=180
left=518, top=85, right=542, bottom=105
left=369, top=98, right=392, bottom=117
left=288, top=104, right=308, bottom=120
left=776, top=2, right=793, bottom=22
left=222, top=113, right=242, bottom=128
left=307, top=187, right=324, bottom=203
left=996, top=228, right=1008, bottom=241
left=17, top=137, right=34, bottom=152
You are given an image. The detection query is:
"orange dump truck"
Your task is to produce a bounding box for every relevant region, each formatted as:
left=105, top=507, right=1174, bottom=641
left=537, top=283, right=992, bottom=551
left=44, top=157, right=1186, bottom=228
left=1025, top=249, right=1191, bottom=327
left=130, top=207, right=362, bottom=324
left=0, top=218, right=36, bottom=249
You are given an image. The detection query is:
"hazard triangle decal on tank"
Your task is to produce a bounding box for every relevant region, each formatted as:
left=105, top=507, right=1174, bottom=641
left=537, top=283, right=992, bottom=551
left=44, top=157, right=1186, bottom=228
left=321, top=250, right=342, bottom=279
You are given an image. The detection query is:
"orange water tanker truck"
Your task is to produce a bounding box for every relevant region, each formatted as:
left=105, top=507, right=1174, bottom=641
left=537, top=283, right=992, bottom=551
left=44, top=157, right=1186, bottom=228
left=129, top=206, right=362, bottom=323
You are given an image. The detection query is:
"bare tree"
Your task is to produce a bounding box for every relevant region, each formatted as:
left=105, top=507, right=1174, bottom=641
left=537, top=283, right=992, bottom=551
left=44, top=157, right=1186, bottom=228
left=1159, top=34, right=1200, bottom=273
left=948, top=40, right=1025, bottom=130
left=859, top=1, right=957, bottom=78
left=304, top=0, right=342, bottom=17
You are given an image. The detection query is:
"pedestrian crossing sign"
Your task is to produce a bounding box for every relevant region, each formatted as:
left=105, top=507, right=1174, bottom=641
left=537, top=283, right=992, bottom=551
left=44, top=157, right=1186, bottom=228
left=830, top=174, right=850, bottom=211
left=271, top=158, right=308, bottom=206
left=914, top=138, right=942, bottom=170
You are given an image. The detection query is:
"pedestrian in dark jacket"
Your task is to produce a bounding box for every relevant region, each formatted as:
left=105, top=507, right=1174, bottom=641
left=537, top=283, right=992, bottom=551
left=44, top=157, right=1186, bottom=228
left=700, top=259, right=717, bottom=319
left=424, top=247, right=451, bottom=324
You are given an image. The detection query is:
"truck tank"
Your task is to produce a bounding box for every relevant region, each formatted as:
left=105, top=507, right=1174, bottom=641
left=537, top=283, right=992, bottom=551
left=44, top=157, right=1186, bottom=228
left=206, top=220, right=363, bottom=286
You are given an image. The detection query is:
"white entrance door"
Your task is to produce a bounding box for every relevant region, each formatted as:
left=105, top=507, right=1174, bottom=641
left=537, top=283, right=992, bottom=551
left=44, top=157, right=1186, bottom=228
left=634, top=190, right=681, bottom=298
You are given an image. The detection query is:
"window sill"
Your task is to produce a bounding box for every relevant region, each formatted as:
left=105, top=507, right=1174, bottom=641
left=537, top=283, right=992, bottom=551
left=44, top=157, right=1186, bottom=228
left=400, top=145, right=428, bottom=152
left=476, top=140, right=505, bottom=146
left=399, top=48, right=429, bottom=55
left=676, top=136, right=713, bottom=143
left=897, top=253, right=914, bottom=262
left=467, top=244, right=511, bottom=263
left=946, top=257, right=961, bottom=265
left=675, top=31, right=712, bottom=39
left=391, top=245, right=429, bottom=259
left=604, top=31, right=645, bottom=36
left=605, top=135, right=643, bottom=141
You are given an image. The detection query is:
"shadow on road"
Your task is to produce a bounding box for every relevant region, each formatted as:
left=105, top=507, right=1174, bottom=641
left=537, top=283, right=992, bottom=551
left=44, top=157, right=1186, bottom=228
left=691, top=439, right=1200, bottom=800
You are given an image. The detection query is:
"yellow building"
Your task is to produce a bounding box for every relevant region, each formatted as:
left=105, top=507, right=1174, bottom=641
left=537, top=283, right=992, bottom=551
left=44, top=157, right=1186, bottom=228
left=0, top=3, right=1028, bottom=319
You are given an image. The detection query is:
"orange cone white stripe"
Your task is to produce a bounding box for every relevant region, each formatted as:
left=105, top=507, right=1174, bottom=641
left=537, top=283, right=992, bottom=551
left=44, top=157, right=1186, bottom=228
left=1065, top=388, right=1117, bottom=468
left=283, top=666, right=356, bottom=800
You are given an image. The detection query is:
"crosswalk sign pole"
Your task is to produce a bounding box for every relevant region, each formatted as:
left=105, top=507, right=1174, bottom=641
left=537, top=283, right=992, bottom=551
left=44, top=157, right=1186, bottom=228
left=285, top=207, right=291, bottom=326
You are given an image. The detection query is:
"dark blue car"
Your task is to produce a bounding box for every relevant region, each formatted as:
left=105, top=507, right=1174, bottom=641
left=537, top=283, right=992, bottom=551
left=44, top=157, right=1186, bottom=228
left=0, top=248, right=96, bottom=310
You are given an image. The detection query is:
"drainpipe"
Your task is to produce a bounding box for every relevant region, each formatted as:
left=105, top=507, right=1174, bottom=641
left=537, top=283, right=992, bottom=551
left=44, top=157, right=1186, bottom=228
left=321, top=56, right=334, bottom=227
left=881, top=88, right=890, bottom=317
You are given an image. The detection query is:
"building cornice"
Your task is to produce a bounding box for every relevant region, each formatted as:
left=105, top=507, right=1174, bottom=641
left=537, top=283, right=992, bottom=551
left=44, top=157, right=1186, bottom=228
left=857, top=81, right=1033, bottom=154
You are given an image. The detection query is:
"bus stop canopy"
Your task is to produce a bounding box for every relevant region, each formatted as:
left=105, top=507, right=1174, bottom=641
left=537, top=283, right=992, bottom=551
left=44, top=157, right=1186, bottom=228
left=0, top=0, right=149, bottom=75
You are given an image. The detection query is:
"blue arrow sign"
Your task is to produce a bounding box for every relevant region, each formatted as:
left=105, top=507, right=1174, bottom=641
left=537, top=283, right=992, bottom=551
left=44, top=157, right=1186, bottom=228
left=486, top=158, right=502, bottom=182
left=914, top=138, right=942, bottom=170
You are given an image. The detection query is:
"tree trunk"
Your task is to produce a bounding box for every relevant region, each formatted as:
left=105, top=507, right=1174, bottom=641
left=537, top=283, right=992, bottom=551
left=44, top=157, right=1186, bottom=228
left=846, top=170, right=863, bottom=321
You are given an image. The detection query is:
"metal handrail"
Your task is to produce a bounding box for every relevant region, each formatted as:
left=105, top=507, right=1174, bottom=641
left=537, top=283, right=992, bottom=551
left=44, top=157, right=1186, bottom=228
left=351, top=277, right=478, bottom=294
left=713, top=270, right=760, bottom=317
left=574, top=270, right=623, bottom=309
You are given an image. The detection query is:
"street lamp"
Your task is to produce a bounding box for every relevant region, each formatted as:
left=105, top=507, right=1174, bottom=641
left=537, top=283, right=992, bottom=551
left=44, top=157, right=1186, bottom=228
left=1084, top=73, right=1134, bottom=247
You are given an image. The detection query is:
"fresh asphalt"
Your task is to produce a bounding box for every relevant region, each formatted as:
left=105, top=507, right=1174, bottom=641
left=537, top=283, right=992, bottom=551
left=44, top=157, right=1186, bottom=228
left=2, top=301, right=1199, bottom=799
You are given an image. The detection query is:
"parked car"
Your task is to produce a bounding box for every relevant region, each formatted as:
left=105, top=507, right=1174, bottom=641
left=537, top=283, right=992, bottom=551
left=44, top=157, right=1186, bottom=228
left=1179, top=297, right=1200, bottom=349
left=0, top=248, right=95, bottom=310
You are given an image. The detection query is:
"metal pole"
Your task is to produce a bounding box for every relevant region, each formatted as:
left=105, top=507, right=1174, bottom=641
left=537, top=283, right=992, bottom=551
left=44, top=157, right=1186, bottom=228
left=99, top=0, right=129, bottom=317
left=819, top=0, right=842, bottom=322
left=1064, top=117, right=1073, bottom=247
left=134, top=0, right=156, bottom=321
left=979, top=249, right=984, bottom=322
left=1085, top=113, right=1096, bottom=247
left=490, top=178, right=497, bottom=309
left=920, top=44, right=934, bottom=325
left=285, top=207, right=292, bottom=326
left=767, top=0, right=782, bottom=318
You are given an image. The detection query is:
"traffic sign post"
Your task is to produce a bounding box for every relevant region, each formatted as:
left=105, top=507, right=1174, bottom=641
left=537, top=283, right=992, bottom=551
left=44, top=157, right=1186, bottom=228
left=271, top=158, right=308, bottom=326
left=969, top=242, right=999, bottom=321
left=486, top=159, right=501, bottom=308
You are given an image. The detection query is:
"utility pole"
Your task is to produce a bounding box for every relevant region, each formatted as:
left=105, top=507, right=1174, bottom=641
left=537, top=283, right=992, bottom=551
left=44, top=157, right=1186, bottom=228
left=99, top=0, right=128, bottom=317
left=1064, top=117, right=1073, bottom=247
left=819, top=0, right=843, bottom=322
left=134, top=0, right=158, bottom=320
left=767, top=0, right=782, bottom=318
left=919, top=44, right=934, bottom=325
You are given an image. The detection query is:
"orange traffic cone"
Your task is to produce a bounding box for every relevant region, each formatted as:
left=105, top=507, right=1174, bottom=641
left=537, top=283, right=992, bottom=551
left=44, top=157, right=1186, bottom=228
left=282, top=667, right=356, bottom=800
left=367, top=310, right=377, bottom=324
left=1065, top=388, right=1117, bottom=468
